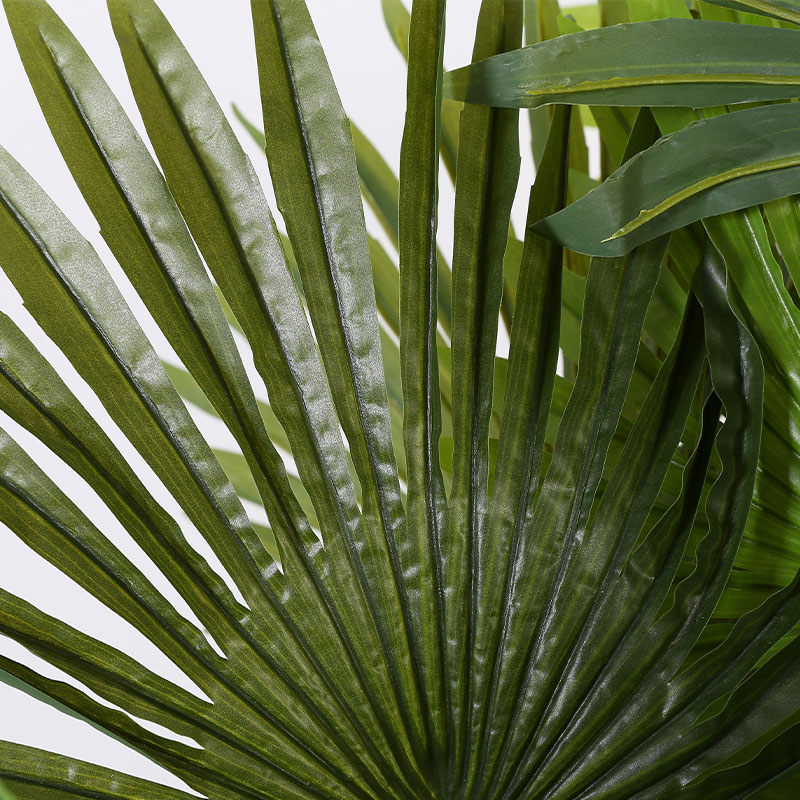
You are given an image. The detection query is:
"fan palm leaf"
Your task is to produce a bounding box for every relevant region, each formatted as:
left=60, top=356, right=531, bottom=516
left=0, top=0, right=798, bottom=798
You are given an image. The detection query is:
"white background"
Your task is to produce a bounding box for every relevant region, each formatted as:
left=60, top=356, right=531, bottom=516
left=0, top=0, right=589, bottom=790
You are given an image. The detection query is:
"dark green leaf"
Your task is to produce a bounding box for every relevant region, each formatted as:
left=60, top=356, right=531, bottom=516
left=397, top=0, right=449, bottom=782
left=532, top=103, right=800, bottom=257
left=444, top=20, right=800, bottom=109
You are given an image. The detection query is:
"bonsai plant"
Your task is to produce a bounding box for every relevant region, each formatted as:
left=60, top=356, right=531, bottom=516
left=0, top=0, right=799, bottom=797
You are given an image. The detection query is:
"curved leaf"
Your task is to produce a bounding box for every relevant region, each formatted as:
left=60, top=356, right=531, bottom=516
left=702, top=0, right=800, bottom=24
left=3, top=0, right=310, bottom=572
left=0, top=145, right=414, bottom=798
left=533, top=103, right=800, bottom=257
left=444, top=19, right=800, bottom=109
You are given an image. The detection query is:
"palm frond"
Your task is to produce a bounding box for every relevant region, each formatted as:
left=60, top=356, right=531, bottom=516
left=0, top=0, right=798, bottom=798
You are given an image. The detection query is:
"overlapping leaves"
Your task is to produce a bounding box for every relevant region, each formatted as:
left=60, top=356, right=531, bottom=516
left=0, top=0, right=798, bottom=798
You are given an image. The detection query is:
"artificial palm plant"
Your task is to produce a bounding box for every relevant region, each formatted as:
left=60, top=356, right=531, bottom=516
left=0, top=0, right=799, bottom=797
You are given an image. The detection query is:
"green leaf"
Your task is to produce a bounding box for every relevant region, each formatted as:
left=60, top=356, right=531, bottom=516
left=349, top=120, right=453, bottom=335
left=763, top=195, right=800, bottom=294
left=251, top=0, right=432, bottom=780
left=381, top=0, right=410, bottom=60
left=503, top=295, right=706, bottom=799
left=108, top=14, right=424, bottom=769
left=542, top=247, right=763, bottom=800
left=162, top=360, right=292, bottom=455
left=444, top=1, right=523, bottom=786
left=0, top=651, right=336, bottom=800
left=680, top=722, right=800, bottom=799
left=479, top=237, right=671, bottom=796
left=0, top=144, right=413, bottom=798
left=465, top=104, right=571, bottom=799
left=380, top=0, right=460, bottom=181
left=0, top=742, right=196, bottom=800
left=3, top=0, right=313, bottom=572
left=533, top=103, right=800, bottom=257
left=443, top=19, right=800, bottom=109
left=702, top=0, right=800, bottom=24
left=0, top=144, right=272, bottom=640
left=470, top=111, right=671, bottom=795
left=233, top=97, right=455, bottom=338
left=0, top=432, right=368, bottom=798
left=1, top=0, right=798, bottom=795
left=107, top=0, right=364, bottom=562
left=397, top=0, right=449, bottom=782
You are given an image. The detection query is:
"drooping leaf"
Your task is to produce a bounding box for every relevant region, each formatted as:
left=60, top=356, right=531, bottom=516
left=444, top=19, right=800, bottom=109
left=533, top=103, right=800, bottom=257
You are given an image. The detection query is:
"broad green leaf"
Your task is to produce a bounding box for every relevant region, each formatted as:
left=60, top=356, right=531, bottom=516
left=0, top=651, right=333, bottom=800
left=108, top=9, right=421, bottom=771
left=107, top=0, right=365, bottom=560
left=476, top=225, right=670, bottom=795
left=680, top=723, right=800, bottom=799
left=467, top=110, right=667, bottom=797
left=0, top=144, right=272, bottom=645
left=0, top=589, right=361, bottom=798
left=525, top=247, right=764, bottom=800
left=117, top=0, right=445, bottom=788
left=233, top=104, right=454, bottom=336
left=443, top=19, right=800, bottom=109
left=507, top=300, right=713, bottom=800
left=0, top=432, right=370, bottom=798
left=499, top=295, right=706, bottom=799
left=533, top=103, right=800, bottom=257
left=1, top=0, right=799, bottom=795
